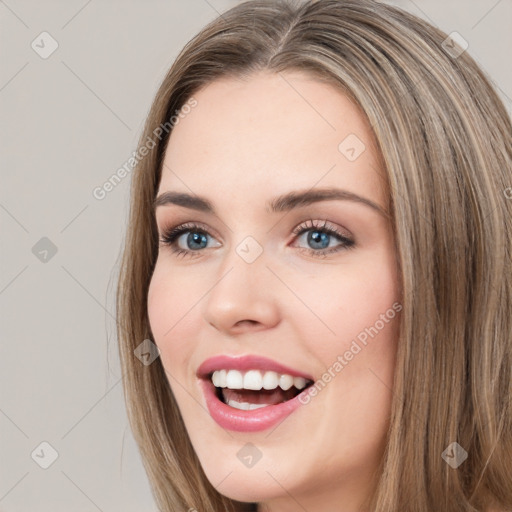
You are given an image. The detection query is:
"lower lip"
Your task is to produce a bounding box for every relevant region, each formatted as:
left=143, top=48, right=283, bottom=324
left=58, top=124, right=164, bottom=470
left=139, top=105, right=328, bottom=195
left=199, top=378, right=309, bottom=432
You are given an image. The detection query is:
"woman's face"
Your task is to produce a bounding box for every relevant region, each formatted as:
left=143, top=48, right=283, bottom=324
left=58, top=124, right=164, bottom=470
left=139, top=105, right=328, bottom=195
left=148, top=71, right=402, bottom=511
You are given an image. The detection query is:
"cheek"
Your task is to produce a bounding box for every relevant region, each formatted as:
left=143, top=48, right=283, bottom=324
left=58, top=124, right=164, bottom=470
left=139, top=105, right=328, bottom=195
left=147, top=262, right=198, bottom=370
left=285, top=249, right=400, bottom=357
left=147, top=264, right=170, bottom=343
left=338, top=260, right=400, bottom=374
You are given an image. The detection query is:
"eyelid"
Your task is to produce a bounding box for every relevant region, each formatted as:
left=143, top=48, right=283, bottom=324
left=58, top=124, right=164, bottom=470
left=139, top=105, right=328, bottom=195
left=158, top=218, right=356, bottom=259
left=158, top=218, right=351, bottom=242
left=159, top=220, right=222, bottom=241
left=291, top=218, right=353, bottom=240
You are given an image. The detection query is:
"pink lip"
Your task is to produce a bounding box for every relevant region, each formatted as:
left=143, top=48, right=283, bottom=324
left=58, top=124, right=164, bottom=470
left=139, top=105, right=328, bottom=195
left=199, top=378, right=311, bottom=432
left=196, top=354, right=314, bottom=381
left=196, top=354, right=314, bottom=432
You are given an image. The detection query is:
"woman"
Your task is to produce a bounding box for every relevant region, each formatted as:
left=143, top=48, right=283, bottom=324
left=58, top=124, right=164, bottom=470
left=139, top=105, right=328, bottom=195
left=116, top=1, right=512, bottom=511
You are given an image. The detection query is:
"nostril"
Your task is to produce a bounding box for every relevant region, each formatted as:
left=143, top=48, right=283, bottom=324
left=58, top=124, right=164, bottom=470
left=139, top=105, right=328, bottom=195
left=235, top=320, right=258, bottom=327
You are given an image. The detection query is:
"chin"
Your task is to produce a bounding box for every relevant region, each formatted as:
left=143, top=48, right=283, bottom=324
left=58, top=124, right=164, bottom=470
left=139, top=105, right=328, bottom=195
left=198, top=454, right=291, bottom=503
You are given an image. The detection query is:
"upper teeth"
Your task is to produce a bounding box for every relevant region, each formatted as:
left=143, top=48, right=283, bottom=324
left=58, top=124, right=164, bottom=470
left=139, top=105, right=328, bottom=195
left=211, top=369, right=308, bottom=391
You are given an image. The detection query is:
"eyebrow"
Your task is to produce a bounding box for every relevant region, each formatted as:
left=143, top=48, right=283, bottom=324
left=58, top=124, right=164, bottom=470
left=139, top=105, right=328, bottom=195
left=153, top=187, right=389, bottom=217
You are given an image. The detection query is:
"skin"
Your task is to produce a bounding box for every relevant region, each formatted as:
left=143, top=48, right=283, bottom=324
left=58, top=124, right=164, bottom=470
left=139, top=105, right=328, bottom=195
left=147, top=70, right=402, bottom=512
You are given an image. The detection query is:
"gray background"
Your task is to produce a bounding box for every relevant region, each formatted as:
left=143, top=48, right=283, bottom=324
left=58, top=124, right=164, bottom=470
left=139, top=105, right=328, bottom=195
left=1, top=0, right=510, bottom=510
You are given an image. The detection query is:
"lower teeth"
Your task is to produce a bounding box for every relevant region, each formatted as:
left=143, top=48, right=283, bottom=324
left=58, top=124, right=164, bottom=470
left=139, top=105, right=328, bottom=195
left=227, top=399, right=270, bottom=411
left=218, top=385, right=302, bottom=410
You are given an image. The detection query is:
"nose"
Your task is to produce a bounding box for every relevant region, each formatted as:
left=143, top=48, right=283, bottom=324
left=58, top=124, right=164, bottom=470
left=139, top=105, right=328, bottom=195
left=202, top=245, right=280, bottom=335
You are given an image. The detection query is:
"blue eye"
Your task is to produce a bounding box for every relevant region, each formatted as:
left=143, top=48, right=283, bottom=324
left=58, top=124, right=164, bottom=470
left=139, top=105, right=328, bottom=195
left=159, top=219, right=355, bottom=259
left=291, top=219, right=354, bottom=256
left=159, top=222, right=217, bottom=258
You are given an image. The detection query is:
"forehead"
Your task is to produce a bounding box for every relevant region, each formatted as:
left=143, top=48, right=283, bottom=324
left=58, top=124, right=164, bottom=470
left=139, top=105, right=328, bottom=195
left=159, top=71, right=388, bottom=210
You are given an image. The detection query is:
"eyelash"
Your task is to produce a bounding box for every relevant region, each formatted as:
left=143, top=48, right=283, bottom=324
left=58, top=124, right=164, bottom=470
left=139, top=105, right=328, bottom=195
left=158, top=219, right=355, bottom=259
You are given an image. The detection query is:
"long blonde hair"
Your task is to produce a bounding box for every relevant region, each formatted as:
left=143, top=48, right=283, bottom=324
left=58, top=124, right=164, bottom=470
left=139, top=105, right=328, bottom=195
left=116, top=1, right=512, bottom=510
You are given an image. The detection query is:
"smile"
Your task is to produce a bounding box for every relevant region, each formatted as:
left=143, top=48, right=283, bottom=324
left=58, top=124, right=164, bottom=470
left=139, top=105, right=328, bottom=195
left=197, top=355, right=315, bottom=432
left=212, top=369, right=310, bottom=410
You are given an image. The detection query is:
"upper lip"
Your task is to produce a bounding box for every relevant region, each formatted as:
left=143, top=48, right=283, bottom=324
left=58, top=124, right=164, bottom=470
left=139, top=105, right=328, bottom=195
left=196, top=354, right=315, bottom=381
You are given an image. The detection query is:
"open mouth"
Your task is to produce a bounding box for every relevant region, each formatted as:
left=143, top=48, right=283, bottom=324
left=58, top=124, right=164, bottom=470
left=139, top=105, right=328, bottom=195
left=209, top=369, right=315, bottom=411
